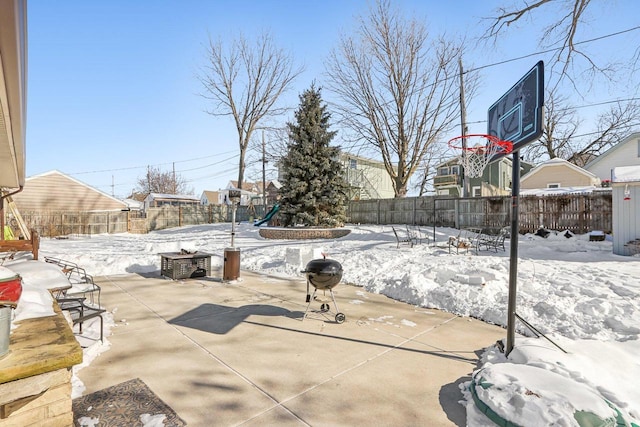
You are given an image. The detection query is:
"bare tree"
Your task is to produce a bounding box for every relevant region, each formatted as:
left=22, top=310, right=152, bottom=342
left=568, top=101, right=640, bottom=166
left=482, top=0, right=626, bottom=87
left=326, top=0, right=471, bottom=197
left=523, top=88, right=581, bottom=162
left=199, top=31, right=303, bottom=192
left=132, top=166, right=192, bottom=197
left=244, top=125, right=287, bottom=192
left=413, top=145, right=445, bottom=196
left=523, top=89, right=640, bottom=165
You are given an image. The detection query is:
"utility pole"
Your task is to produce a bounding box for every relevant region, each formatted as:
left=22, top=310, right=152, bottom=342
left=459, top=57, right=469, bottom=198
left=172, top=162, right=176, bottom=194
left=147, top=165, right=151, bottom=194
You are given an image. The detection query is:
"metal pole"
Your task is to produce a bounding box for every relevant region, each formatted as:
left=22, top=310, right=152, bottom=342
left=506, top=152, right=520, bottom=356
left=262, top=130, right=267, bottom=215
left=459, top=57, right=469, bottom=198
left=231, top=202, right=237, bottom=247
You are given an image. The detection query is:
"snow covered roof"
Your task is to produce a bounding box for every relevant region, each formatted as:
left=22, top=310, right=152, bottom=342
left=520, top=186, right=609, bottom=196
left=611, top=165, right=640, bottom=183
left=145, top=193, right=200, bottom=201
left=122, top=199, right=143, bottom=209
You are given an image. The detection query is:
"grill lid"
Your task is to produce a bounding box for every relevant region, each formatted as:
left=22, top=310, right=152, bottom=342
left=304, top=258, right=343, bottom=289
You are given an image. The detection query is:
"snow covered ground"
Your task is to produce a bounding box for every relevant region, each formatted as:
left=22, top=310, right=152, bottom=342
left=8, top=223, right=640, bottom=426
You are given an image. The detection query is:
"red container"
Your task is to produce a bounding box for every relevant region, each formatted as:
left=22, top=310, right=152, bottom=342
left=0, top=273, right=22, bottom=308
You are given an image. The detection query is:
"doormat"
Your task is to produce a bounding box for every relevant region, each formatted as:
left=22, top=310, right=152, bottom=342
left=73, top=378, right=187, bottom=426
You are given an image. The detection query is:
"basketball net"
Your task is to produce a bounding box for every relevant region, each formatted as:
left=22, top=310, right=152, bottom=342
left=448, top=134, right=513, bottom=178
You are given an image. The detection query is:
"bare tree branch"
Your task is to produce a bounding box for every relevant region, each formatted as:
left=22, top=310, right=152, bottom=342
left=482, top=0, right=615, bottom=83
left=523, top=89, right=640, bottom=166
left=569, top=101, right=640, bottom=166
left=326, top=0, right=473, bottom=197
left=134, top=166, right=192, bottom=196
left=198, top=31, right=303, bottom=190
left=523, top=88, right=580, bottom=162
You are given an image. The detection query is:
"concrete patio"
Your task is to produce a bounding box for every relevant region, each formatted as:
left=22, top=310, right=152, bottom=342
left=77, top=269, right=506, bottom=426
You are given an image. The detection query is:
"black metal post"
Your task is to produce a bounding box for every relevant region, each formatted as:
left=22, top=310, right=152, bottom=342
left=506, top=152, right=520, bottom=356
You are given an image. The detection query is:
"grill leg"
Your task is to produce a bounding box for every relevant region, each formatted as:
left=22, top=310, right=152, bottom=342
left=303, top=287, right=317, bottom=321
left=330, top=289, right=340, bottom=313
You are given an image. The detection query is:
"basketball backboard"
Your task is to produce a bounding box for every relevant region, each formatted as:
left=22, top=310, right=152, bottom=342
left=487, top=60, right=544, bottom=161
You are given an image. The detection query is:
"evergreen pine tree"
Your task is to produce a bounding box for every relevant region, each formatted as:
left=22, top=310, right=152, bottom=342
left=279, top=85, right=348, bottom=227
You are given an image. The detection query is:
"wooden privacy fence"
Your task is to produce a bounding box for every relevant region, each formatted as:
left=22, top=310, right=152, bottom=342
left=347, top=193, right=612, bottom=234
left=15, top=193, right=611, bottom=237
left=18, top=204, right=268, bottom=238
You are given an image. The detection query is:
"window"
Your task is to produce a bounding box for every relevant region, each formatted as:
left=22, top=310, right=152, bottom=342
left=637, top=140, right=640, bottom=157
left=438, top=167, right=449, bottom=176
left=472, top=186, right=481, bottom=197
left=547, top=183, right=560, bottom=188
left=349, top=159, right=357, bottom=169
left=451, top=165, right=460, bottom=175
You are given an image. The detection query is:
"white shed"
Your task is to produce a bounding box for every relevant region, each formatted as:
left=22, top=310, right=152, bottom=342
left=611, top=166, right=640, bottom=256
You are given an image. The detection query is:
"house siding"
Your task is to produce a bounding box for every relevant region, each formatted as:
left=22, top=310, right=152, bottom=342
left=521, top=163, right=597, bottom=189
left=11, top=171, right=127, bottom=211
left=586, top=135, right=640, bottom=181
left=340, top=154, right=395, bottom=199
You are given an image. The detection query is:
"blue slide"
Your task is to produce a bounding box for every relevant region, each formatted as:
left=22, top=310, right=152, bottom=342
left=254, top=203, right=280, bottom=226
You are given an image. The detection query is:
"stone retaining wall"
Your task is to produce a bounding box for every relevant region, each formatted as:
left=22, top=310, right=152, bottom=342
left=259, top=228, right=351, bottom=240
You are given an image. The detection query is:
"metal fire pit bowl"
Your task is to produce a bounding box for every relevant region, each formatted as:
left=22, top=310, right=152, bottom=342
left=302, top=258, right=345, bottom=323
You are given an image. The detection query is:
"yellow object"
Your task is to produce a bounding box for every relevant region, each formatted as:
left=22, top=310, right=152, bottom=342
left=3, top=225, right=14, bottom=240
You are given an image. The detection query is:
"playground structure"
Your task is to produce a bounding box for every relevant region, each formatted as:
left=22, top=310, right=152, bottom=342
left=254, top=203, right=280, bottom=226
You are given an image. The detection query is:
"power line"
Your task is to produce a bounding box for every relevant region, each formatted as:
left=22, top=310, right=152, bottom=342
left=176, top=154, right=239, bottom=173
left=467, top=25, right=640, bottom=73
left=67, top=149, right=238, bottom=176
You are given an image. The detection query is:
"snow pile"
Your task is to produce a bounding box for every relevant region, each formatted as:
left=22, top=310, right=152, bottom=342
left=9, top=222, right=638, bottom=425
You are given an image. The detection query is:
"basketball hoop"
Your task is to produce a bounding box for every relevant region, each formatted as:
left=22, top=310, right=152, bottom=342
left=448, top=134, right=513, bottom=178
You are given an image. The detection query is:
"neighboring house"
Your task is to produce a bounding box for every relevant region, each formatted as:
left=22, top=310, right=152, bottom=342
left=225, top=181, right=261, bottom=206
left=585, top=132, right=640, bottom=183
left=339, top=152, right=395, bottom=199
left=520, top=158, right=600, bottom=192
left=143, top=193, right=200, bottom=210
left=265, top=180, right=281, bottom=206
left=122, top=199, right=143, bottom=211
left=202, top=181, right=281, bottom=206
left=276, top=151, right=394, bottom=200
left=434, top=157, right=533, bottom=197
left=12, top=170, right=129, bottom=211
left=224, top=182, right=260, bottom=206
left=200, top=190, right=223, bottom=206
left=228, top=181, right=261, bottom=195
left=433, top=158, right=463, bottom=196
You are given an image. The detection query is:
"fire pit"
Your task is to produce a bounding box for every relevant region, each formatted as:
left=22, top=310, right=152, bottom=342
left=159, top=251, right=212, bottom=280
left=301, top=257, right=345, bottom=323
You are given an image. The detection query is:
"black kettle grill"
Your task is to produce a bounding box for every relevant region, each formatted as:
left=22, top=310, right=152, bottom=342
left=301, top=256, right=345, bottom=323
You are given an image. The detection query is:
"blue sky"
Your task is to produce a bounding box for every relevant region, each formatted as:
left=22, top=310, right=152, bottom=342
left=26, top=1, right=639, bottom=198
